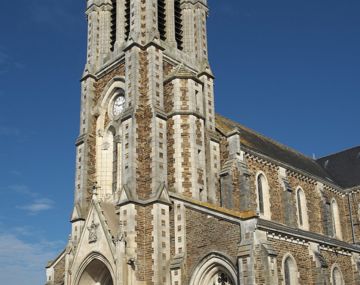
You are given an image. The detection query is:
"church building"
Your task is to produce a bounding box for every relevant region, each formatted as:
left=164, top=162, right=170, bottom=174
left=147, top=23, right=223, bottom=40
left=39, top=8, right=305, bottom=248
left=45, top=0, right=360, bottom=284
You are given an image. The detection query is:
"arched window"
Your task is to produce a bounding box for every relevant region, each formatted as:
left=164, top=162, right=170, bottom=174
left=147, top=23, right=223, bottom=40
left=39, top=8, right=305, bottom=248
left=158, top=0, right=166, bottom=40
left=124, top=0, right=131, bottom=40
left=332, top=266, right=344, bottom=285
left=331, top=199, right=342, bottom=240
left=296, top=187, right=309, bottom=230
left=189, top=254, right=237, bottom=285
left=110, top=0, right=117, bottom=50
left=256, top=173, right=271, bottom=219
left=174, top=0, right=183, bottom=50
left=283, top=255, right=298, bottom=285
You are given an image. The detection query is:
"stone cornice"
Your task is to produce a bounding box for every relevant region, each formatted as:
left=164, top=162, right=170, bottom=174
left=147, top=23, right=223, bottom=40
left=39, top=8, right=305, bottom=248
left=258, top=219, right=360, bottom=254
left=169, top=192, right=257, bottom=222
left=243, top=147, right=345, bottom=195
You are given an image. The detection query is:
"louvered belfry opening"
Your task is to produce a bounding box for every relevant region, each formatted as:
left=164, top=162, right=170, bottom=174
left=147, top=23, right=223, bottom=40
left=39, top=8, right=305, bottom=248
left=110, top=0, right=117, bottom=50
left=174, top=0, right=183, bottom=50
left=158, top=0, right=166, bottom=40
left=125, top=0, right=131, bottom=40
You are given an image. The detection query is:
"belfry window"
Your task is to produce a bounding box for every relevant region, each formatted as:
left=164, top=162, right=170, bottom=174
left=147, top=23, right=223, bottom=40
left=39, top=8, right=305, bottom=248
left=125, top=0, right=131, bottom=40
left=158, top=0, right=166, bottom=40
left=174, top=0, right=183, bottom=50
left=110, top=0, right=117, bottom=50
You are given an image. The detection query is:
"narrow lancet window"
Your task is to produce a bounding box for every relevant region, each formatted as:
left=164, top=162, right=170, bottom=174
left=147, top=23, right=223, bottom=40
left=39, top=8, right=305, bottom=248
left=174, top=0, right=183, bottom=50
left=284, top=256, right=298, bottom=285
left=257, top=175, right=264, bottom=215
left=125, top=0, right=131, bottom=40
left=110, top=0, right=117, bottom=50
left=297, top=189, right=303, bottom=226
left=331, top=199, right=342, bottom=240
left=332, top=267, right=344, bottom=285
left=158, top=0, right=166, bottom=40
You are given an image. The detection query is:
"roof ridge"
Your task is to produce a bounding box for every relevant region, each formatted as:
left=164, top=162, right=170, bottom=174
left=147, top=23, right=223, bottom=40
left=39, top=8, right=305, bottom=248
left=316, top=145, right=360, bottom=160
left=216, top=114, right=316, bottom=162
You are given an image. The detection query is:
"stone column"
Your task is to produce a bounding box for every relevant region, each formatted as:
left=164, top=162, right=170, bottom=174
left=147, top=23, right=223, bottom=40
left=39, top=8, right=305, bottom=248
left=145, top=0, right=159, bottom=42
left=98, top=2, right=113, bottom=60
left=114, top=231, right=127, bottom=285
left=75, top=74, right=96, bottom=214
left=85, top=4, right=100, bottom=68
left=165, top=0, right=176, bottom=47
left=129, top=0, right=141, bottom=42
left=115, top=0, right=126, bottom=49
left=238, top=219, right=257, bottom=285
left=181, top=2, right=195, bottom=56
left=199, top=72, right=215, bottom=131
left=279, top=167, right=297, bottom=227
left=152, top=203, right=171, bottom=285
left=194, top=2, right=209, bottom=62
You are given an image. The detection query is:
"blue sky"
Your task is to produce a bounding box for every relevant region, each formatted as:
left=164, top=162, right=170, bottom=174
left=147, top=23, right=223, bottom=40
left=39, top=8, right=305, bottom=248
left=0, top=0, right=359, bottom=284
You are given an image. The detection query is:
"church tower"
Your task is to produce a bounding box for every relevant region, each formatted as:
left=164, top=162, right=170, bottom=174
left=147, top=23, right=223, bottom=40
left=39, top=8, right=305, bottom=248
left=46, top=1, right=360, bottom=285
left=75, top=0, right=216, bottom=212
left=46, top=1, right=230, bottom=285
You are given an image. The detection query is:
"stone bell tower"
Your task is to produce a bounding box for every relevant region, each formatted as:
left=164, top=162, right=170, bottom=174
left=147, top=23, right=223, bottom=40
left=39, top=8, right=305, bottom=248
left=46, top=2, right=360, bottom=285
left=74, top=0, right=217, bottom=211
left=47, top=1, right=222, bottom=285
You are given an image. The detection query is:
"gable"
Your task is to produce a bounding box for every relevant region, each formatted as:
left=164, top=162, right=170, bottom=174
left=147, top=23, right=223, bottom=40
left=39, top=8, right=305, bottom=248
left=71, top=201, right=117, bottom=275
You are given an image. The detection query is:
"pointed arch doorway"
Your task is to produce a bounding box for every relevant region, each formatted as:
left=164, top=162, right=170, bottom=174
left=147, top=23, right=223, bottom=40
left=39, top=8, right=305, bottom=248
left=190, top=253, right=238, bottom=285
left=77, top=259, right=114, bottom=285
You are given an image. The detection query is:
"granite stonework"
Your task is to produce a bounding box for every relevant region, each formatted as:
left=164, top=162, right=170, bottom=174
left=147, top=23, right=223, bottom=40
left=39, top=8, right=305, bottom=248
left=45, top=1, right=360, bottom=285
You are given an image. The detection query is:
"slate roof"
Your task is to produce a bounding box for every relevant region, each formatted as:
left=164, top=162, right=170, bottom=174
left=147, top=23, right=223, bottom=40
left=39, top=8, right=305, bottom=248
left=317, top=146, right=360, bottom=188
left=216, top=115, right=336, bottom=185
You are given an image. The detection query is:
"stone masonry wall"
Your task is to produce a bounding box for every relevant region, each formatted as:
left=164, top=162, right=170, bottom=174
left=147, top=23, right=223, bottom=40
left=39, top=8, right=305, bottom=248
left=184, top=207, right=240, bottom=284
left=94, top=63, right=126, bottom=104
left=268, top=238, right=318, bottom=285
left=323, top=184, right=352, bottom=243
left=135, top=205, right=154, bottom=283
left=135, top=51, right=153, bottom=199
left=287, top=173, right=323, bottom=234
left=350, top=192, right=360, bottom=243
left=320, top=249, right=356, bottom=284
left=53, top=255, right=66, bottom=285
left=85, top=63, right=125, bottom=205
left=181, top=115, right=192, bottom=196
left=246, top=155, right=281, bottom=221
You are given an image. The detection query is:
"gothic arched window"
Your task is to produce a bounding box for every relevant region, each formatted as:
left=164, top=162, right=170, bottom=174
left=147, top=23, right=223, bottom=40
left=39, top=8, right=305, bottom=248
left=158, top=0, right=166, bottom=40
left=110, top=0, right=117, bottom=50
left=256, top=173, right=270, bottom=219
left=174, top=0, right=183, bottom=50
left=283, top=255, right=298, bottom=285
left=332, top=266, right=344, bottom=285
left=296, top=187, right=309, bottom=230
left=189, top=254, right=237, bottom=285
left=331, top=199, right=342, bottom=240
left=124, top=0, right=131, bottom=40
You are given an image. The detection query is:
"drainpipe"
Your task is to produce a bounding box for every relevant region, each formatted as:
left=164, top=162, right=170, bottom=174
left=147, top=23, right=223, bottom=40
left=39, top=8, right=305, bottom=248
left=348, top=193, right=356, bottom=244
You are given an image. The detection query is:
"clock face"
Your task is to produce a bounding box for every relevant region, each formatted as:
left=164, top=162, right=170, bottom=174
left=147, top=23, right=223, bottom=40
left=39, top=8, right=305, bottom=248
left=112, top=96, right=125, bottom=117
